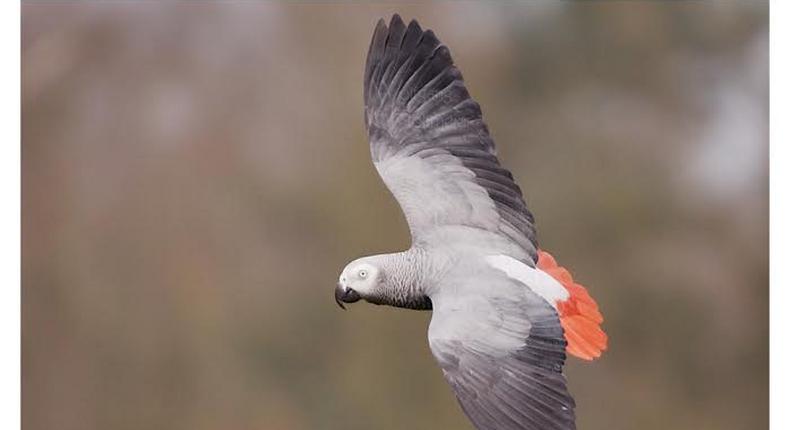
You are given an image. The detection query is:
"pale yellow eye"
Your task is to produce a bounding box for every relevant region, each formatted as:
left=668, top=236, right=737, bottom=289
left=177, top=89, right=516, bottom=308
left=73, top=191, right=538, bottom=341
left=359, top=269, right=368, bottom=278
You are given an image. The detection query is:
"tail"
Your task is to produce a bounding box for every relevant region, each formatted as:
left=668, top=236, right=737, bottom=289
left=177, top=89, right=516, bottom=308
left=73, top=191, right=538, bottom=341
left=538, top=250, right=608, bottom=360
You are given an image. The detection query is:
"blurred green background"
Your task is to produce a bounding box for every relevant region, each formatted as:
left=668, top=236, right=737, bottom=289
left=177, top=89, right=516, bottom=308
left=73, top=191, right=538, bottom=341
left=22, top=2, right=768, bottom=430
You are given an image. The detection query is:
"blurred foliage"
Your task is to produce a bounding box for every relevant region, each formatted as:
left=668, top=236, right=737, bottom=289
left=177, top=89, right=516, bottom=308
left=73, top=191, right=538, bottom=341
left=22, top=2, right=767, bottom=430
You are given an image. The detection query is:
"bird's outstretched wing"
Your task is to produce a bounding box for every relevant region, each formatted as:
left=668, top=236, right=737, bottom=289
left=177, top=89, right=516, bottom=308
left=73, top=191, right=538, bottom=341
left=364, top=15, right=538, bottom=264
left=428, top=270, right=576, bottom=430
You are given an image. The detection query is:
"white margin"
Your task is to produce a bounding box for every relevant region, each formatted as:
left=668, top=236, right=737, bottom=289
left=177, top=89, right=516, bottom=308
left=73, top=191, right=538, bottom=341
left=770, top=1, right=786, bottom=429
left=2, top=1, right=20, bottom=429
left=0, top=2, right=21, bottom=429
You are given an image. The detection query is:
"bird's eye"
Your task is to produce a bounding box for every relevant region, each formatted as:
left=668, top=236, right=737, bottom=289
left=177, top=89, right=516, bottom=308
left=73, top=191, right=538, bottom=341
left=359, top=270, right=368, bottom=278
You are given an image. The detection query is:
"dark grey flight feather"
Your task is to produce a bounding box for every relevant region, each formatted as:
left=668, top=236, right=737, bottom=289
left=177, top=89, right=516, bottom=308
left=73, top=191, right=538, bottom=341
left=363, top=14, right=538, bottom=265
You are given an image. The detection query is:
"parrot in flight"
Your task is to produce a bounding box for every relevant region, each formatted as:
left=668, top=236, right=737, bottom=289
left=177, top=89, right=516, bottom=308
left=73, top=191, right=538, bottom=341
left=335, top=14, right=607, bottom=430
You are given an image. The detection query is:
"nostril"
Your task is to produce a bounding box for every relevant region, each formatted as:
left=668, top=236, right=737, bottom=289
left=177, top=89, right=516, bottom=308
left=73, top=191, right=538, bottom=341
left=343, top=288, right=361, bottom=303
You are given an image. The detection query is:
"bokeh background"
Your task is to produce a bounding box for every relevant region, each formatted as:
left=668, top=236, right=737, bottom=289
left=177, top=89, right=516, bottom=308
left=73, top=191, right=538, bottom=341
left=22, top=2, right=768, bottom=430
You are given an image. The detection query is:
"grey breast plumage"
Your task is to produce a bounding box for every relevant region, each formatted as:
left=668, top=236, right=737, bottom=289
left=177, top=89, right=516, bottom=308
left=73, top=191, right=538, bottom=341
left=363, top=14, right=538, bottom=265
left=361, top=14, right=577, bottom=430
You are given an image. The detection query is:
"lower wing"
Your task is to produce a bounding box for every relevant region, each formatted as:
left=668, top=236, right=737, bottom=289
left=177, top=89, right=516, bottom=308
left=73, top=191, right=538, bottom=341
left=428, top=272, right=576, bottom=430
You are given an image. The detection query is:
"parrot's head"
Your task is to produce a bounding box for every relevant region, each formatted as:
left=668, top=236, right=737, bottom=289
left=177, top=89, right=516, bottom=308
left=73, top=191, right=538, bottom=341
left=335, top=256, right=384, bottom=309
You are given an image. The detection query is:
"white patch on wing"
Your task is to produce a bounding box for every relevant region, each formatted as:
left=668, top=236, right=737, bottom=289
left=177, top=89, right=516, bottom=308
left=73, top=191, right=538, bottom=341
left=485, top=255, right=569, bottom=306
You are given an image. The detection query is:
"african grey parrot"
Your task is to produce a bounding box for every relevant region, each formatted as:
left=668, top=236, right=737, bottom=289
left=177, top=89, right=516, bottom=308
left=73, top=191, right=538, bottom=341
left=334, top=15, right=607, bottom=430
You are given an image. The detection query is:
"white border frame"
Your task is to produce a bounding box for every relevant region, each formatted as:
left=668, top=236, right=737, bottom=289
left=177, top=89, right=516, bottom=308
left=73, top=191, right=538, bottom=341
left=770, top=1, right=786, bottom=429
left=2, top=2, right=20, bottom=430
left=5, top=2, right=779, bottom=430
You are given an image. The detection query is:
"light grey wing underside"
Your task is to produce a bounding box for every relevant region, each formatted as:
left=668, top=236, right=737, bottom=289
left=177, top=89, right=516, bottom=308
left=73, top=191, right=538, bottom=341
left=364, top=15, right=538, bottom=264
left=428, top=272, right=575, bottom=430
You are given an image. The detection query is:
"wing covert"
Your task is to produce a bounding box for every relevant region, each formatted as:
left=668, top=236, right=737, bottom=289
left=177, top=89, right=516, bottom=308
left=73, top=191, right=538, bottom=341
left=364, top=15, right=538, bottom=263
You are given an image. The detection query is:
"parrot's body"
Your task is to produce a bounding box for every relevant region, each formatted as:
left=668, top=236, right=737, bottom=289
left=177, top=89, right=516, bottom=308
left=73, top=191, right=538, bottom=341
left=335, top=15, right=607, bottom=430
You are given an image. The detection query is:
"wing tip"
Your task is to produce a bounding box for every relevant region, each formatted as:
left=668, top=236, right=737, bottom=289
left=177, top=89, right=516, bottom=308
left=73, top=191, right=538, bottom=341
left=389, top=13, right=404, bottom=29
left=364, top=14, right=454, bottom=107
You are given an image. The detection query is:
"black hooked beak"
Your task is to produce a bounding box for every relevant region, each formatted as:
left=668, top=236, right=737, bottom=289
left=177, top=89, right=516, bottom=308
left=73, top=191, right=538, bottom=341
left=334, top=283, right=360, bottom=310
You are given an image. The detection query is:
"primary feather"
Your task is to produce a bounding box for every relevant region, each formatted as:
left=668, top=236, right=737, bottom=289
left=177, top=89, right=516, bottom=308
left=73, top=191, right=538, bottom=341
left=364, top=14, right=538, bottom=266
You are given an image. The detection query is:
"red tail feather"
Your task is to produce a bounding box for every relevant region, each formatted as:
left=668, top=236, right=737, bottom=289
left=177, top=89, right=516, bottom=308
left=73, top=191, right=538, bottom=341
left=537, top=250, right=607, bottom=361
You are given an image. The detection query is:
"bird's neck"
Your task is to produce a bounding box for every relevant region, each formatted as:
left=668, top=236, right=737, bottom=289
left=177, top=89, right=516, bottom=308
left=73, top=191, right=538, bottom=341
left=377, top=247, right=436, bottom=310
